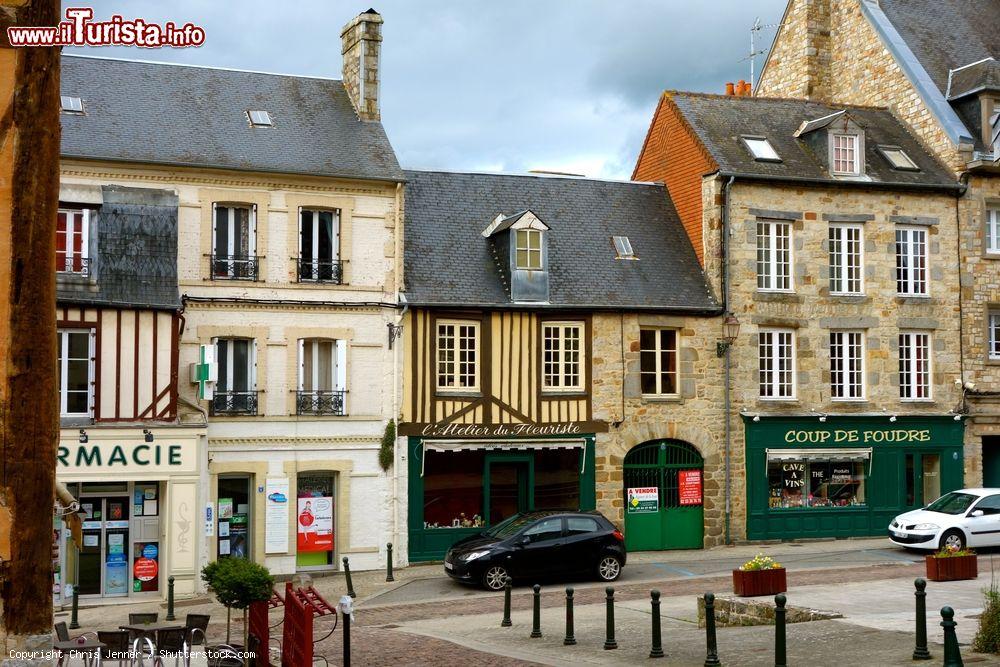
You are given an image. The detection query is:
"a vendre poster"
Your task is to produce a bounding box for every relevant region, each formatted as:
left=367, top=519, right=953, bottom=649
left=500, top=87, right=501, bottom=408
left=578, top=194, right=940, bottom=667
left=297, top=497, right=334, bottom=552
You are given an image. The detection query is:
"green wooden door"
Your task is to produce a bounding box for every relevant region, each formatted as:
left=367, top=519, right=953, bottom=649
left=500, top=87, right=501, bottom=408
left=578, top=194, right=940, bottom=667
left=623, top=441, right=704, bottom=551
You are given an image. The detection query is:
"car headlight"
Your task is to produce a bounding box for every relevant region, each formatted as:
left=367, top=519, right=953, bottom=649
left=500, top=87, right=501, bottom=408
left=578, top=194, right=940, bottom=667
left=912, top=523, right=939, bottom=531
left=461, top=550, right=491, bottom=562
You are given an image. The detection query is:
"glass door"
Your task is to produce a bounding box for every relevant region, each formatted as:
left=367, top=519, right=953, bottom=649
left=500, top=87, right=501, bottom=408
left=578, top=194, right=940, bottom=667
left=485, top=458, right=531, bottom=525
left=218, top=476, right=251, bottom=559
left=922, top=455, right=941, bottom=505
left=296, top=473, right=336, bottom=570
left=103, top=497, right=130, bottom=597
left=78, top=501, right=102, bottom=596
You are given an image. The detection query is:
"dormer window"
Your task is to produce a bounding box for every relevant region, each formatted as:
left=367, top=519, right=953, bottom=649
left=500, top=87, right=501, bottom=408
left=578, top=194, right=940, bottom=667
left=832, top=133, right=860, bottom=175
left=515, top=229, right=543, bottom=270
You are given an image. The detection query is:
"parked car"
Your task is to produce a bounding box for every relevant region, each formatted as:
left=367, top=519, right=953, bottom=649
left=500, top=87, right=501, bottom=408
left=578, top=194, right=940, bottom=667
left=888, top=488, right=1000, bottom=550
left=444, top=510, right=627, bottom=590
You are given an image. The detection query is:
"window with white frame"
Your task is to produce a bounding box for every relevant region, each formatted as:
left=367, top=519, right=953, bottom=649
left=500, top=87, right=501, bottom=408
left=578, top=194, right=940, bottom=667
left=832, top=133, right=860, bottom=175
left=57, top=329, right=93, bottom=417
left=515, top=229, right=543, bottom=270
left=989, top=311, right=1000, bottom=360
left=212, top=204, right=257, bottom=280
left=543, top=322, right=583, bottom=391
left=214, top=338, right=257, bottom=414
left=758, top=329, right=795, bottom=399
left=639, top=329, right=678, bottom=396
left=828, top=223, right=863, bottom=295
left=299, top=208, right=341, bottom=282
left=830, top=331, right=865, bottom=400
left=437, top=321, right=479, bottom=391
left=987, top=208, right=1000, bottom=255
left=899, top=332, right=931, bottom=400
left=297, top=339, right=347, bottom=415
left=895, top=226, right=928, bottom=295
left=57, top=208, right=90, bottom=274
left=756, top=220, right=792, bottom=291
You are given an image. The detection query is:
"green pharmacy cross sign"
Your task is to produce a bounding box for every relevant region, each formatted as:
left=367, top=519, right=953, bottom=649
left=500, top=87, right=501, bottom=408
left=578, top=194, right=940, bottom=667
left=189, top=344, right=217, bottom=400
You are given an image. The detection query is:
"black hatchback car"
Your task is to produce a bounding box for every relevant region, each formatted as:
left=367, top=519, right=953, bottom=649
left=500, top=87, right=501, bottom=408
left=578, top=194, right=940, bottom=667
left=444, top=510, right=627, bottom=590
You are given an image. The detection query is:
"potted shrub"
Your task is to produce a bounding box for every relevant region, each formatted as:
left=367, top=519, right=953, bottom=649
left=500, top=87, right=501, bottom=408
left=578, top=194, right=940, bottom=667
left=201, top=559, right=274, bottom=658
left=926, top=545, right=978, bottom=582
left=733, top=553, right=787, bottom=597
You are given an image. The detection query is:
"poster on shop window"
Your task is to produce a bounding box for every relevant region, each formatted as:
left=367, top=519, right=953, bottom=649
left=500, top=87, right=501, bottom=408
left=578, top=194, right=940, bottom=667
left=297, top=496, right=334, bottom=552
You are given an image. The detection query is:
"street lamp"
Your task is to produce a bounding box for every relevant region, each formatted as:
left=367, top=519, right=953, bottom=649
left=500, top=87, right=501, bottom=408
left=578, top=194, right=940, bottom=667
left=716, top=313, right=741, bottom=358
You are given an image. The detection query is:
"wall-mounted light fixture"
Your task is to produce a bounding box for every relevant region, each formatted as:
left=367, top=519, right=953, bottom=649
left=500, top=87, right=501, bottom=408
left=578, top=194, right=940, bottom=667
left=143, top=429, right=154, bottom=443
left=79, top=429, right=88, bottom=444
left=387, top=323, right=403, bottom=350
left=716, top=312, right=741, bottom=358
left=889, top=415, right=897, bottom=423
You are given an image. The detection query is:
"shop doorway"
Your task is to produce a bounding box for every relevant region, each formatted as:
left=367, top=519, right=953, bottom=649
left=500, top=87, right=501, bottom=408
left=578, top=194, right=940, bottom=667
left=904, top=453, right=943, bottom=509
left=984, top=438, right=1000, bottom=487
left=623, top=440, right=704, bottom=551
left=485, top=457, right=531, bottom=524
left=217, top=476, right=251, bottom=559
left=78, top=492, right=131, bottom=597
left=296, top=473, right=336, bottom=571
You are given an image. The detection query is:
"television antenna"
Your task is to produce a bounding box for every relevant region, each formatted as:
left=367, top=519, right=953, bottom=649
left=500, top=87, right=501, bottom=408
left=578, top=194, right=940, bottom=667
left=740, top=16, right=784, bottom=89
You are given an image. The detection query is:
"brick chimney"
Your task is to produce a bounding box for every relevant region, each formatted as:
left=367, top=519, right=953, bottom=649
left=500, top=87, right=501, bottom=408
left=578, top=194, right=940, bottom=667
left=341, top=8, right=383, bottom=121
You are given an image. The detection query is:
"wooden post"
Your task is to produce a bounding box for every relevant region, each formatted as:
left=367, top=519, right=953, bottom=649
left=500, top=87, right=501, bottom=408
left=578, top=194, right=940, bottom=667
left=0, top=0, right=61, bottom=660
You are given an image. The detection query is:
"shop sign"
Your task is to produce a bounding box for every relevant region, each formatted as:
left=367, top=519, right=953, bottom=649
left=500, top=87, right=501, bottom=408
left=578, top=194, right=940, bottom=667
left=781, top=428, right=931, bottom=444
left=57, top=441, right=190, bottom=472
left=133, top=557, right=158, bottom=582
left=420, top=422, right=585, bottom=438
left=627, top=487, right=658, bottom=514
left=297, top=497, right=334, bottom=553
left=264, top=478, right=290, bottom=554
left=678, top=470, right=703, bottom=506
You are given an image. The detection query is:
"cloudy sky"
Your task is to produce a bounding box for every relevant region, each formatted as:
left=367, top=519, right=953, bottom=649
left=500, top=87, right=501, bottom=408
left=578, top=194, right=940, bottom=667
left=66, top=1, right=784, bottom=179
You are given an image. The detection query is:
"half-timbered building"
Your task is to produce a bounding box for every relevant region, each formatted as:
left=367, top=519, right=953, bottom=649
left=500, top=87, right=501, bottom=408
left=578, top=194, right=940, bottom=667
left=400, top=170, right=722, bottom=563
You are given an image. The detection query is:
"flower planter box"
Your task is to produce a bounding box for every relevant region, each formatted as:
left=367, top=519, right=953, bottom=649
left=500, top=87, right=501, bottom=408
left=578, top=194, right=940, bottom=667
left=925, top=554, right=978, bottom=582
left=732, top=567, right=787, bottom=597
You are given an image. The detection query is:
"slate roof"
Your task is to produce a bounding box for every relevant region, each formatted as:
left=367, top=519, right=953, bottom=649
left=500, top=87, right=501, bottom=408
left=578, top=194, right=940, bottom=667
left=666, top=92, right=959, bottom=189
left=948, top=58, right=1000, bottom=100
left=402, top=170, right=719, bottom=311
left=878, top=0, right=1000, bottom=97
left=60, top=55, right=403, bottom=182
left=57, top=186, right=181, bottom=310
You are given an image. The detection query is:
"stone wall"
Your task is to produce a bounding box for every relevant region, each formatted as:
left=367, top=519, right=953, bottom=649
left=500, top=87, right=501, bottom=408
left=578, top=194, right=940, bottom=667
left=697, top=595, right=843, bottom=627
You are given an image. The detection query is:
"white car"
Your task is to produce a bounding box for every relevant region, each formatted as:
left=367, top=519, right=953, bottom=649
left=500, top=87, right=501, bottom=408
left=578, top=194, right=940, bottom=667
left=889, top=488, right=1000, bottom=551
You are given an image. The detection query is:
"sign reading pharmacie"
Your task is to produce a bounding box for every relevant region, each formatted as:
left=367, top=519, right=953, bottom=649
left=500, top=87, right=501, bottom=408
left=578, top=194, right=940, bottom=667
left=57, top=437, right=197, bottom=475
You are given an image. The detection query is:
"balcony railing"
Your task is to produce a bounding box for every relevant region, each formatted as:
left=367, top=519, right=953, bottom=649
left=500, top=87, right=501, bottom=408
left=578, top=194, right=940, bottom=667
left=211, top=391, right=260, bottom=416
left=211, top=255, right=260, bottom=281
left=297, top=258, right=343, bottom=284
left=296, top=390, right=346, bottom=416
left=58, top=255, right=90, bottom=276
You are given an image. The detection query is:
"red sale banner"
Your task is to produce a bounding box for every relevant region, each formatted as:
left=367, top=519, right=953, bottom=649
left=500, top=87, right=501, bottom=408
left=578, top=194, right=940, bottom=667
left=297, top=497, right=334, bottom=552
left=678, top=469, right=703, bottom=506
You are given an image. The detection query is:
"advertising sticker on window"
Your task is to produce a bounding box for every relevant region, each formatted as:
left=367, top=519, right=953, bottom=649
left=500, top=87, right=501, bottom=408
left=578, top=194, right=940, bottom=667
left=626, top=487, right=658, bottom=514
left=678, top=470, right=703, bottom=506
left=297, top=497, right=334, bottom=552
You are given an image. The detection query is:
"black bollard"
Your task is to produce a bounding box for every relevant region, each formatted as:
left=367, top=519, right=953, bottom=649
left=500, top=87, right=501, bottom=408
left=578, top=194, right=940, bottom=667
left=649, top=590, right=665, bottom=659
left=386, top=543, right=395, bottom=582
left=941, top=606, right=964, bottom=667
left=501, top=577, right=513, bottom=627
left=530, top=584, right=542, bottom=638
left=342, top=556, right=357, bottom=598
left=774, top=593, right=787, bottom=667
left=165, top=576, right=176, bottom=621
left=69, top=586, right=80, bottom=630
left=343, top=601, right=352, bottom=667
left=703, top=592, right=720, bottom=667
left=913, top=578, right=931, bottom=660
left=604, top=586, right=618, bottom=650
left=564, top=587, right=576, bottom=646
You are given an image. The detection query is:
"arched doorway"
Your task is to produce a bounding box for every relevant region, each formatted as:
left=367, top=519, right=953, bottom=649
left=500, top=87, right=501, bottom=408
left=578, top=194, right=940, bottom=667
left=623, top=440, right=704, bottom=551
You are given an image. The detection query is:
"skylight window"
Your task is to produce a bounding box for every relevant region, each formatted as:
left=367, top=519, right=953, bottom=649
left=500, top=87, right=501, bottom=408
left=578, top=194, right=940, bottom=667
left=741, top=136, right=781, bottom=162
left=878, top=146, right=920, bottom=171
left=247, top=110, right=272, bottom=127
left=60, top=96, right=83, bottom=114
left=613, top=235, right=637, bottom=260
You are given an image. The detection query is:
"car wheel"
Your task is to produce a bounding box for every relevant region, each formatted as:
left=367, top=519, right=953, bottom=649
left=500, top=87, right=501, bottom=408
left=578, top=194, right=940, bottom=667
left=939, top=529, right=966, bottom=551
left=482, top=565, right=510, bottom=591
left=596, top=555, right=622, bottom=582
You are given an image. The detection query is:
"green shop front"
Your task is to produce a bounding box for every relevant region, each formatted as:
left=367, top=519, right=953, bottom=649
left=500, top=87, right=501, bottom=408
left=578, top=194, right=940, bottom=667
left=407, top=435, right=597, bottom=562
left=745, top=415, right=965, bottom=541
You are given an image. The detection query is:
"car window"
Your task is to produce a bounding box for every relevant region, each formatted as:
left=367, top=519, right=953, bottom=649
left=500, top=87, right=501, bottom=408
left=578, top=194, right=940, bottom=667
left=523, top=518, right=563, bottom=542
left=566, top=517, right=600, bottom=535
left=973, top=495, right=1000, bottom=515
left=925, top=492, right=977, bottom=515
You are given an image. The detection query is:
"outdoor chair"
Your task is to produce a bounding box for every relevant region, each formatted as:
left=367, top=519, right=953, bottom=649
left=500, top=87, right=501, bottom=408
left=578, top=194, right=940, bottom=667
left=184, top=614, right=210, bottom=646
left=53, top=622, right=98, bottom=667
left=97, top=630, right=130, bottom=667
left=126, top=613, right=159, bottom=645
left=155, top=628, right=187, bottom=667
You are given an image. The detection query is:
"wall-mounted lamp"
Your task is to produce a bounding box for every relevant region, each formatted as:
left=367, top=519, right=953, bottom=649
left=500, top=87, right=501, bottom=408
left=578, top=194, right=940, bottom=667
left=752, top=414, right=761, bottom=422
left=716, top=312, right=741, bottom=358
left=889, top=415, right=897, bottom=423
left=143, top=429, right=154, bottom=443
left=954, top=414, right=962, bottom=421
left=387, top=323, right=403, bottom=350
left=79, top=429, right=88, bottom=444
left=818, top=415, right=827, bottom=423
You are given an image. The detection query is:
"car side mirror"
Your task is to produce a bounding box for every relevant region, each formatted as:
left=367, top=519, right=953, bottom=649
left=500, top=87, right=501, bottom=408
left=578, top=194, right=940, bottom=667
left=971, top=509, right=985, bottom=518
left=518, top=536, right=531, bottom=547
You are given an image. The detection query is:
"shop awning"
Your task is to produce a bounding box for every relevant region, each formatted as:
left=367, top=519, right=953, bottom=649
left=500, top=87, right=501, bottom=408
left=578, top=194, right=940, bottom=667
left=421, top=438, right=588, bottom=476
left=765, top=448, right=872, bottom=462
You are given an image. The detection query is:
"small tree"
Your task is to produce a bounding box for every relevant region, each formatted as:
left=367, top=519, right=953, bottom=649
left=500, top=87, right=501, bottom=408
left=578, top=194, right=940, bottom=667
left=975, top=570, right=1000, bottom=654
left=378, top=418, right=395, bottom=471
left=201, top=559, right=274, bottom=649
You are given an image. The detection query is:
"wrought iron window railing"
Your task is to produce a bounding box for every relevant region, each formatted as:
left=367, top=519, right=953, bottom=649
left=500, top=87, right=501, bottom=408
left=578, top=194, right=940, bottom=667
left=211, top=391, right=260, bottom=416
left=211, top=255, right=260, bottom=281
left=297, top=258, right=343, bottom=284
left=58, top=256, right=91, bottom=276
left=296, top=390, right=346, bottom=416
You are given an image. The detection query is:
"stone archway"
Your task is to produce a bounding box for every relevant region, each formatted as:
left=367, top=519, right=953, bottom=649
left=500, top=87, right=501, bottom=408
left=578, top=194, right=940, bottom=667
left=623, top=439, right=704, bottom=550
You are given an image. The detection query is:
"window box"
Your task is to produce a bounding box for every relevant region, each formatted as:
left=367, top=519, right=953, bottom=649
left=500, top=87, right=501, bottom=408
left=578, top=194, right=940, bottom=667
left=732, top=567, right=787, bottom=597
left=925, top=554, right=977, bottom=582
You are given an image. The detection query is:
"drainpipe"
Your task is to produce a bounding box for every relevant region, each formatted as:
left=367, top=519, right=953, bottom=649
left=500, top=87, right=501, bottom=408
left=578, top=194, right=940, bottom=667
left=722, top=175, right=736, bottom=546
left=392, top=182, right=404, bottom=560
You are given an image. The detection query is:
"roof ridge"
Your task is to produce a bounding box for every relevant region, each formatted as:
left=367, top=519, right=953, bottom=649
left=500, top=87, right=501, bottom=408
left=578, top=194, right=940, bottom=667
left=403, top=168, right=663, bottom=187
left=62, top=53, right=344, bottom=84
left=664, top=90, right=892, bottom=112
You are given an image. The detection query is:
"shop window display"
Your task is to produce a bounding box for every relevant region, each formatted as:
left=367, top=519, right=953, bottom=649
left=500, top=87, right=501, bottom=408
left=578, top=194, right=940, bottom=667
left=424, top=450, right=485, bottom=528
left=534, top=449, right=580, bottom=510
left=768, top=459, right=866, bottom=508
